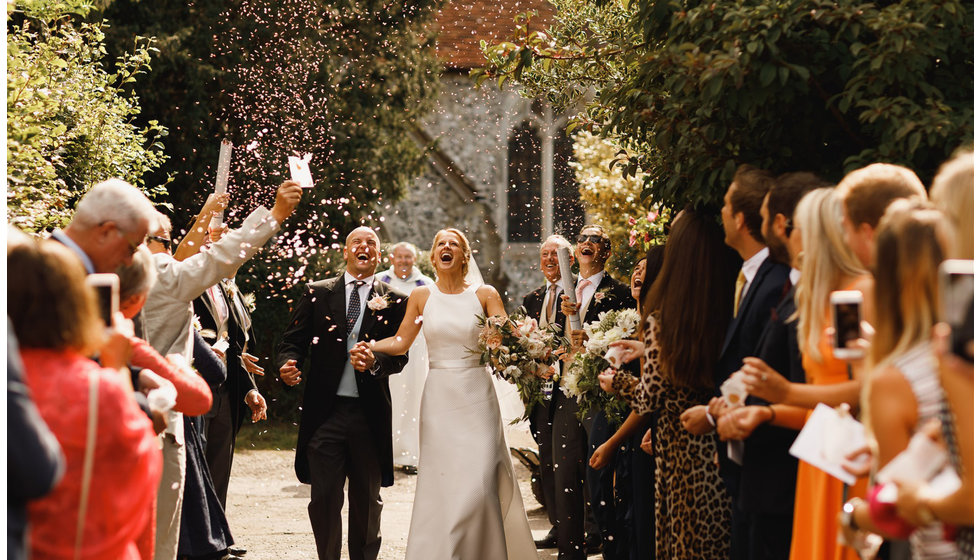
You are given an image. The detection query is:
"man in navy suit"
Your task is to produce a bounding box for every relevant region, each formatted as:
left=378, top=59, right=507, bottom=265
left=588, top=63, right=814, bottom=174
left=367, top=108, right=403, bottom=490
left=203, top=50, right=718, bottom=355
left=277, top=226, right=409, bottom=560
left=716, top=172, right=826, bottom=559
left=556, top=225, right=633, bottom=560
left=679, top=165, right=789, bottom=560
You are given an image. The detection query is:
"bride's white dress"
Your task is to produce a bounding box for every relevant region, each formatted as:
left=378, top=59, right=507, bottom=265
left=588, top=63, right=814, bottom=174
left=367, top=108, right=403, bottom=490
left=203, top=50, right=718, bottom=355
left=404, top=284, right=537, bottom=560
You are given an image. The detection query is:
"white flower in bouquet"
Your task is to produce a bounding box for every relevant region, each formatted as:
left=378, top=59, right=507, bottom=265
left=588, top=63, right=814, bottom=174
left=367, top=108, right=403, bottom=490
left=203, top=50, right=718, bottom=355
left=616, top=309, right=640, bottom=331
left=526, top=339, right=548, bottom=360
left=585, top=336, right=608, bottom=356
left=516, top=317, right=539, bottom=337
left=560, top=362, right=583, bottom=398
left=503, top=365, right=521, bottom=380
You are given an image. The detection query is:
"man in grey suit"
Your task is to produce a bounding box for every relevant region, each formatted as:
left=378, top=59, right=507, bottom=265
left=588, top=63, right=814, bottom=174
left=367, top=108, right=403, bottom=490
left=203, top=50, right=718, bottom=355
left=277, top=226, right=409, bottom=560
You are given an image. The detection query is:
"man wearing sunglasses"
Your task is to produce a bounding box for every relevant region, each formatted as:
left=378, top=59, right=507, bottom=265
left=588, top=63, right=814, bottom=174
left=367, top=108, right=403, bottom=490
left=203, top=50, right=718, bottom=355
left=556, top=225, right=633, bottom=560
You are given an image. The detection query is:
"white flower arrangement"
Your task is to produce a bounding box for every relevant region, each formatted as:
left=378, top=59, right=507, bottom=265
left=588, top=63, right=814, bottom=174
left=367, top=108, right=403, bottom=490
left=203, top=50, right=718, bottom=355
left=367, top=294, right=390, bottom=311
left=561, top=308, right=641, bottom=422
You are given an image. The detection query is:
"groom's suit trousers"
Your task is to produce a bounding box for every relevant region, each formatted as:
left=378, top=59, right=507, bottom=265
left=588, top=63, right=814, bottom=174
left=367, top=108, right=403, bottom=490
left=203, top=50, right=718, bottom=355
left=307, top=398, right=383, bottom=560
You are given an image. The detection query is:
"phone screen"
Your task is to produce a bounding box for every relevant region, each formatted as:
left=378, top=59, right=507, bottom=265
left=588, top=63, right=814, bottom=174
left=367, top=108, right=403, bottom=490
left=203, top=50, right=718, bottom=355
left=93, top=284, right=114, bottom=327
left=943, top=270, right=974, bottom=361
left=834, top=302, right=862, bottom=349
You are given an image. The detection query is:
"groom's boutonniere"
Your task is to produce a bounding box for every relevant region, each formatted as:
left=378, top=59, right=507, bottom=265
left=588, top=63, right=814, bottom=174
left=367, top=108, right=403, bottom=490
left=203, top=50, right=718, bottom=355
left=593, top=289, right=608, bottom=303
left=367, top=294, right=390, bottom=311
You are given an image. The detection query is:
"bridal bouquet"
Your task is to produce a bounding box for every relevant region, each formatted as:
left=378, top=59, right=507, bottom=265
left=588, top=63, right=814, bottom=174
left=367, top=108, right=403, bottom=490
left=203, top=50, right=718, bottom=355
left=561, top=308, right=641, bottom=423
left=475, top=307, right=566, bottom=422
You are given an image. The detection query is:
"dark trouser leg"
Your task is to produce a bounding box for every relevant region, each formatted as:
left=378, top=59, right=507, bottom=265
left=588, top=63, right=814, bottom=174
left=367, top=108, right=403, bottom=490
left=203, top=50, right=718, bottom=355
left=203, top=385, right=236, bottom=509
left=744, top=511, right=793, bottom=560
left=531, top=400, right=558, bottom=528
left=552, top=391, right=588, bottom=560
left=587, top=411, right=620, bottom=560
left=306, top=408, right=350, bottom=560
left=344, top=405, right=383, bottom=560
left=630, top=416, right=656, bottom=560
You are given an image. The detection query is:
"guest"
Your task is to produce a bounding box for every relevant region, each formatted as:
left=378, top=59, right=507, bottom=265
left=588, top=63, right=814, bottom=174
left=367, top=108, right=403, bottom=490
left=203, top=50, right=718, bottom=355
left=740, top=187, right=872, bottom=560
left=142, top=182, right=302, bottom=560
left=9, top=241, right=161, bottom=560
left=8, top=322, right=65, bottom=560
left=557, top=225, right=633, bottom=560
left=835, top=162, right=926, bottom=268
left=588, top=245, right=663, bottom=560
left=839, top=202, right=958, bottom=558
left=602, top=207, right=741, bottom=559
left=682, top=165, right=789, bottom=560
left=378, top=241, right=435, bottom=472
left=715, top=172, right=826, bottom=560
left=894, top=151, right=974, bottom=557
left=521, top=234, right=573, bottom=549
left=185, top=223, right=268, bottom=518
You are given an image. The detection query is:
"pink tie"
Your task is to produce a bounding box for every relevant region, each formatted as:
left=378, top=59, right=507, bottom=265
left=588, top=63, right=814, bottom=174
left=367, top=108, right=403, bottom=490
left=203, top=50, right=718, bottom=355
left=575, top=278, right=591, bottom=306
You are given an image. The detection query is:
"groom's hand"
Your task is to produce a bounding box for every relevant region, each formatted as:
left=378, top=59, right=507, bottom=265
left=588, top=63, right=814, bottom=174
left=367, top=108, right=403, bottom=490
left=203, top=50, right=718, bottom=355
left=349, top=342, right=376, bottom=372
left=279, top=359, right=302, bottom=386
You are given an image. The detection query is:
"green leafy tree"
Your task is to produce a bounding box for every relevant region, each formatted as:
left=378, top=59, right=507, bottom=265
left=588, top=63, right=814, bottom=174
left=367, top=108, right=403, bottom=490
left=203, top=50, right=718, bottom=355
left=480, top=0, right=973, bottom=209
left=101, top=0, right=443, bottom=423
left=7, top=0, right=168, bottom=232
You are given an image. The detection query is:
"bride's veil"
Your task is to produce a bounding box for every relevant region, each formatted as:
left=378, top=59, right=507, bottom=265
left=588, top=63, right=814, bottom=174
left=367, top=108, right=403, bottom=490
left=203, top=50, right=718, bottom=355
left=467, top=254, right=529, bottom=429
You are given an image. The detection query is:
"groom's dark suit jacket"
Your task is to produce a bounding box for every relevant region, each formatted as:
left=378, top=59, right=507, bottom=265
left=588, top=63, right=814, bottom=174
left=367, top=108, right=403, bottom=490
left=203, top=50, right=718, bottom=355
left=277, top=275, right=408, bottom=487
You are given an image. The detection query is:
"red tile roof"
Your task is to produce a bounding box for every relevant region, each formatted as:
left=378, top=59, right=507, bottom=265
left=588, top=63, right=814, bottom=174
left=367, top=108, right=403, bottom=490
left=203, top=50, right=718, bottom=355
left=434, top=1, right=556, bottom=70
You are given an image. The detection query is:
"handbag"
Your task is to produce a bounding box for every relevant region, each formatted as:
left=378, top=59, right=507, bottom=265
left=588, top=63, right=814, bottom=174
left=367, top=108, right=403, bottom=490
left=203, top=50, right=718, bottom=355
left=74, top=373, right=100, bottom=560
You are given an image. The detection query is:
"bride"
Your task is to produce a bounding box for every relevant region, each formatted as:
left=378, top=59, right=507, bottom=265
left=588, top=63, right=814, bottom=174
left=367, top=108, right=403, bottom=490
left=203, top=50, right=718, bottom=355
left=355, top=228, right=537, bottom=560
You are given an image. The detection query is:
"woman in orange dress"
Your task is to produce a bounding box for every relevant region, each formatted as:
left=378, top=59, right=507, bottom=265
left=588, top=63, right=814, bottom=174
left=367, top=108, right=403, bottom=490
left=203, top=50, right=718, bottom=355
left=740, top=187, right=873, bottom=560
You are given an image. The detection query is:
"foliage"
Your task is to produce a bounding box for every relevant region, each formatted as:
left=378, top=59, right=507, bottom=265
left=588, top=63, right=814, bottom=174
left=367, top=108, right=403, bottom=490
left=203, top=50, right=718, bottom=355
left=570, top=131, right=651, bottom=280
left=627, top=208, right=671, bottom=252
left=479, top=0, right=974, bottom=210
left=560, top=307, right=640, bottom=424
left=100, top=0, right=444, bottom=423
left=476, top=307, right=567, bottom=422
left=7, top=0, right=168, bottom=232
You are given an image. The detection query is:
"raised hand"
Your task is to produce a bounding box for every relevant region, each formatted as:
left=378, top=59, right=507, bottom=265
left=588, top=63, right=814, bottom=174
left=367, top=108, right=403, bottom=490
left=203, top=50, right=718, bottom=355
left=559, top=294, right=580, bottom=318
left=241, top=352, right=265, bottom=376
left=280, top=359, right=302, bottom=386
left=202, top=192, right=230, bottom=218
left=607, top=339, right=644, bottom=365
left=270, top=180, right=303, bottom=224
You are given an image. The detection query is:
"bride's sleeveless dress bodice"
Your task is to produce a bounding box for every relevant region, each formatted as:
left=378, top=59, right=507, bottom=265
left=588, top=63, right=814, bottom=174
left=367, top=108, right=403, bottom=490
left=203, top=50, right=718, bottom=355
left=404, top=285, right=536, bottom=560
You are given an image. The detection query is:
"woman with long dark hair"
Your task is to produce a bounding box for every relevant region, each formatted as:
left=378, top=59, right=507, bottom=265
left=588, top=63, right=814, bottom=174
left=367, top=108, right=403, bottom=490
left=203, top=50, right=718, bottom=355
left=601, top=208, right=741, bottom=559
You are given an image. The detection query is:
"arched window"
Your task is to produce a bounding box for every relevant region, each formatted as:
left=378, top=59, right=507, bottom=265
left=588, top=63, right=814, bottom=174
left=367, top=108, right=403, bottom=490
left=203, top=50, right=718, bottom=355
left=507, top=121, right=542, bottom=242
left=552, top=131, right=585, bottom=237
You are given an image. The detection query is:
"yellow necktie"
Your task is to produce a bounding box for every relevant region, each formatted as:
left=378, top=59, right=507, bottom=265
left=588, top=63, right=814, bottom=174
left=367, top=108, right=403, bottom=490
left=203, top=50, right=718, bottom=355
left=733, top=270, right=747, bottom=317
left=545, top=284, right=558, bottom=323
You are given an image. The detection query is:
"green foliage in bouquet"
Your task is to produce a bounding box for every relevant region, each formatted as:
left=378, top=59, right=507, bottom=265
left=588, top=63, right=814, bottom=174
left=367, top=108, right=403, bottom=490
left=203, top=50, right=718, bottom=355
left=475, top=307, right=567, bottom=423
left=561, top=308, right=641, bottom=425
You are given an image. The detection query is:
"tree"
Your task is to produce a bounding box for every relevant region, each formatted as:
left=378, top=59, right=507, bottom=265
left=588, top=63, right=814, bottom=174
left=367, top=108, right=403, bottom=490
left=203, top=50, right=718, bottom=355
left=480, top=0, right=973, bottom=210
left=100, top=0, right=444, bottom=422
left=7, top=0, right=168, bottom=232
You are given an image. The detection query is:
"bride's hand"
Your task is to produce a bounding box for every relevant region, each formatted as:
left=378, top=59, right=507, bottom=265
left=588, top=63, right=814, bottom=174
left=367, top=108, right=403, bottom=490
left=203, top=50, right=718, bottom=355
left=350, top=341, right=376, bottom=372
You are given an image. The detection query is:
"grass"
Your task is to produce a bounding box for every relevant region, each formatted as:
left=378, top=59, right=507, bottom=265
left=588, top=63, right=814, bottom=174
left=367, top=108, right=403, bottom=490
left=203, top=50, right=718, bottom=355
left=235, top=421, right=299, bottom=452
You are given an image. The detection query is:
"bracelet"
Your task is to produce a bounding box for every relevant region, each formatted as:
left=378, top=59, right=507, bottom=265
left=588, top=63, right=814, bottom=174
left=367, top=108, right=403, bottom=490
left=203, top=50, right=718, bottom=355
left=766, top=405, right=776, bottom=423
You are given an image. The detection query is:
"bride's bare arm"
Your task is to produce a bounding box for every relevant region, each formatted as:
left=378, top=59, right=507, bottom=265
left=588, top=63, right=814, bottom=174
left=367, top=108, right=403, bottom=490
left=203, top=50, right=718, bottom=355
left=369, top=286, right=427, bottom=356
left=477, top=284, right=506, bottom=318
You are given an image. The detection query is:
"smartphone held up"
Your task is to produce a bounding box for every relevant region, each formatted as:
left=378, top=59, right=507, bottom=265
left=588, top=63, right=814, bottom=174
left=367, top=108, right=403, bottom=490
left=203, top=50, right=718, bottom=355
left=831, top=290, right=863, bottom=360
left=86, top=273, right=119, bottom=328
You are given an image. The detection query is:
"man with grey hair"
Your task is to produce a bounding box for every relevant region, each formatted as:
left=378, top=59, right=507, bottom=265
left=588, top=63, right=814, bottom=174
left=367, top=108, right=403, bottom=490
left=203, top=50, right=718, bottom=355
left=52, top=178, right=163, bottom=273
left=377, top=240, right=434, bottom=472
left=521, top=233, right=573, bottom=549
left=142, top=180, right=303, bottom=560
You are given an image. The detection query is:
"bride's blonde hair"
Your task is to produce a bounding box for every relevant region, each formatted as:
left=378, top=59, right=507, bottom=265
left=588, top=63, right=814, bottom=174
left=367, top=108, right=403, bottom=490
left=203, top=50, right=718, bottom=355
left=430, top=228, right=471, bottom=277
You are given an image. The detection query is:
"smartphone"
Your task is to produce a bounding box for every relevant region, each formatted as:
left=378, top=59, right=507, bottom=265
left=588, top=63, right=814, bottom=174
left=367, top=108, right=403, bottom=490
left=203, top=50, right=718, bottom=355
left=831, top=290, right=863, bottom=360
left=86, top=273, right=119, bottom=328
left=939, top=260, right=974, bottom=362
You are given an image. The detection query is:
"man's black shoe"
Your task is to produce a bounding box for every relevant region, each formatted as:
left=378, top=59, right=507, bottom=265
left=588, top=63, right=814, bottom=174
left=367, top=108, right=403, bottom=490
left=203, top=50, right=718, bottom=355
left=585, top=534, right=603, bottom=555
left=227, top=547, right=247, bottom=556
left=534, top=529, right=558, bottom=549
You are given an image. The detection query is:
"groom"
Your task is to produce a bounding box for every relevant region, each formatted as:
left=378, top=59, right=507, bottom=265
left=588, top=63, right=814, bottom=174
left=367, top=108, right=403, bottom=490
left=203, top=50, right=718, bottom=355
left=277, top=226, right=409, bottom=560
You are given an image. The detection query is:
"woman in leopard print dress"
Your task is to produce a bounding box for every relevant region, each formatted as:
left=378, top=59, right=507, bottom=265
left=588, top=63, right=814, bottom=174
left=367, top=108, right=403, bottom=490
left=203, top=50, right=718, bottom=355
left=604, top=208, right=741, bottom=559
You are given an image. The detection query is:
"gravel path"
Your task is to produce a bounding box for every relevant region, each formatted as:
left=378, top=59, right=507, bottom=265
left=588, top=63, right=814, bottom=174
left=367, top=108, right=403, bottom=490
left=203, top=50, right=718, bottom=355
left=224, top=426, right=600, bottom=559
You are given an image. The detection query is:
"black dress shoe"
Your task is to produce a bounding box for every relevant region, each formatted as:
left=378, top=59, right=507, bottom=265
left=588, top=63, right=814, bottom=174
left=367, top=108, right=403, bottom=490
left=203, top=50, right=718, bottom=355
left=585, top=534, right=603, bottom=555
left=534, top=530, right=558, bottom=549
left=227, top=547, right=247, bottom=556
